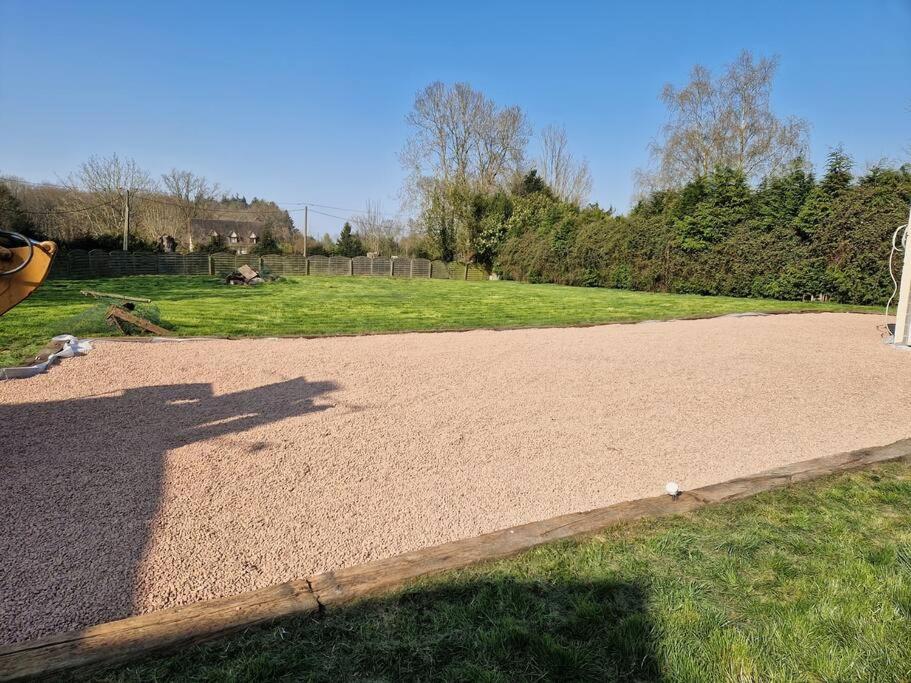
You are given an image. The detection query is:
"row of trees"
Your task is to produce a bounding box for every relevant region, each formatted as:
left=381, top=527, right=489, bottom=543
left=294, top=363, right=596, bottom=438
left=489, top=154, right=910, bottom=305
left=393, top=52, right=909, bottom=305
left=399, top=82, right=593, bottom=262
left=304, top=222, right=367, bottom=257
left=1, top=155, right=295, bottom=252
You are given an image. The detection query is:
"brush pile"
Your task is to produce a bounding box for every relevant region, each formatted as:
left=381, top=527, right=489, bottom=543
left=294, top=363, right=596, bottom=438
left=225, top=264, right=265, bottom=286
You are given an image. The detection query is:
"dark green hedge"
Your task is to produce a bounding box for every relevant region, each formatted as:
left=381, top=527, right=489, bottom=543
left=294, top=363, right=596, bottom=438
left=493, top=153, right=911, bottom=305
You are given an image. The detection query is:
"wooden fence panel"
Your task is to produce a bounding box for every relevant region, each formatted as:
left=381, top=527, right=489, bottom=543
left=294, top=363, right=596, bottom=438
left=371, top=257, right=391, bottom=276
left=392, top=258, right=411, bottom=277
left=261, top=255, right=284, bottom=275
left=211, top=252, right=236, bottom=276
left=351, top=256, right=371, bottom=275
left=283, top=255, right=307, bottom=275
left=411, top=258, right=431, bottom=278
left=431, top=260, right=449, bottom=279
left=133, top=252, right=158, bottom=275
left=185, top=253, right=211, bottom=275
left=88, top=250, right=110, bottom=278
left=48, top=255, right=70, bottom=279
left=233, top=253, right=259, bottom=270
left=107, top=251, right=132, bottom=276
left=156, top=253, right=181, bottom=275
left=66, top=250, right=91, bottom=279
left=307, top=255, right=329, bottom=275
left=329, top=256, right=351, bottom=275
left=466, top=265, right=487, bottom=281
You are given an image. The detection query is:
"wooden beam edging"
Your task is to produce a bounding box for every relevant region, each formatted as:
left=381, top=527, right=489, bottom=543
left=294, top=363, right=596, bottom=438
left=2, top=438, right=910, bottom=680
left=0, top=581, right=317, bottom=680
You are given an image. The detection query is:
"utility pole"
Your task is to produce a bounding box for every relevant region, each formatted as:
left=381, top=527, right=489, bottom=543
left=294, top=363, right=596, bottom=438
left=122, top=188, right=130, bottom=251
left=303, top=205, right=308, bottom=259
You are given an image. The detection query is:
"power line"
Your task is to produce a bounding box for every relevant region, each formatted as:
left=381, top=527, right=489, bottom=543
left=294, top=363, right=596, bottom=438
left=308, top=208, right=349, bottom=221
left=278, top=201, right=401, bottom=219
left=279, top=201, right=377, bottom=214
left=21, top=199, right=118, bottom=216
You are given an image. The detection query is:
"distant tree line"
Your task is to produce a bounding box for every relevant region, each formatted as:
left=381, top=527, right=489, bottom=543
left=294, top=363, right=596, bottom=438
left=0, top=155, right=296, bottom=252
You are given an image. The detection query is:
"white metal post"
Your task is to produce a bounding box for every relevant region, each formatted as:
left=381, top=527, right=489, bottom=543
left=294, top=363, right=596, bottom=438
left=894, top=207, right=911, bottom=345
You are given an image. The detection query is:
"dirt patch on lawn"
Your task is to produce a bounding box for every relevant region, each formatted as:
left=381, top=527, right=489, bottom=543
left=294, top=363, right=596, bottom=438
left=1, top=312, right=909, bottom=644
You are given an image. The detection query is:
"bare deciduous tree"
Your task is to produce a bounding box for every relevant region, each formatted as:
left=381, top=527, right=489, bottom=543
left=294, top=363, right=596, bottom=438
left=640, top=50, right=809, bottom=191
left=160, top=169, right=219, bottom=251
left=65, top=154, right=157, bottom=239
left=352, top=200, right=401, bottom=256
left=401, top=82, right=530, bottom=260
left=401, top=82, right=530, bottom=193
left=539, top=124, right=593, bottom=206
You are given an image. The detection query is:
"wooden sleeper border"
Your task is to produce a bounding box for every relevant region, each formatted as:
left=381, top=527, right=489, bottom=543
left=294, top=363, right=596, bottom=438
left=2, top=437, right=911, bottom=680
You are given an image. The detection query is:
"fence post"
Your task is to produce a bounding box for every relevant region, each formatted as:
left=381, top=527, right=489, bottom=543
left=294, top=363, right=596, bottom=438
left=208, top=255, right=214, bottom=276
left=390, top=258, right=394, bottom=277
left=464, top=263, right=469, bottom=281
left=349, top=258, right=354, bottom=276
left=409, top=259, right=414, bottom=278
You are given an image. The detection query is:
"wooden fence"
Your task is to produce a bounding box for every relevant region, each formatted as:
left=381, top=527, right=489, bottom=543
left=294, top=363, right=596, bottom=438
left=47, top=251, right=489, bottom=281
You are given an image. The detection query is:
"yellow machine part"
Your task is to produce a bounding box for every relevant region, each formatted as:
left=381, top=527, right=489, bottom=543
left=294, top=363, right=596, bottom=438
left=0, top=241, right=57, bottom=316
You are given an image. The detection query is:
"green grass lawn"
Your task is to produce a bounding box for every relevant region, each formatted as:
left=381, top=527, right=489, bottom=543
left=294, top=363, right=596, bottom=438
left=96, top=460, right=911, bottom=682
left=0, top=275, right=870, bottom=366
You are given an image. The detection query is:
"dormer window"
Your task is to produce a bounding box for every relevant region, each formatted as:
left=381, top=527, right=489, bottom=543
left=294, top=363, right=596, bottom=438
left=229, top=231, right=239, bottom=244
left=249, top=232, right=258, bottom=244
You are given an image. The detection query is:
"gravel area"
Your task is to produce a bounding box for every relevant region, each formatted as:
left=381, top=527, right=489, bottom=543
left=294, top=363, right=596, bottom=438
left=2, top=312, right=910, bottom=645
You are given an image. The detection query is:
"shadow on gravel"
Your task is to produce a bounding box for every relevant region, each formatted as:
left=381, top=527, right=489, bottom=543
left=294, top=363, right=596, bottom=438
left=0, top=377, right=336, bottom=646
left=99, top=576, right=662, bottom=682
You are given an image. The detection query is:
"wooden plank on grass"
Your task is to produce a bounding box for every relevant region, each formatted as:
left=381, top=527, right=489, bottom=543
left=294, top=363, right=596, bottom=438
left=106, top=306, right=172, bottom=337
left=81, top=290, right=152, bottom=303
left=2, top=438, right=910, bottom=680
left=0, top=580, right=317, bottom=680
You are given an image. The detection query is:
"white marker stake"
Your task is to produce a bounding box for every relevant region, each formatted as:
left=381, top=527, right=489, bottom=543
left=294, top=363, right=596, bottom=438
left=894, top=207, right=911, bottom=346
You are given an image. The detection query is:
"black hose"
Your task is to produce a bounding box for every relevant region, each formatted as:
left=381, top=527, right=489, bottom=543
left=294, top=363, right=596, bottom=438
left=0, top=232, right=35, bottom=276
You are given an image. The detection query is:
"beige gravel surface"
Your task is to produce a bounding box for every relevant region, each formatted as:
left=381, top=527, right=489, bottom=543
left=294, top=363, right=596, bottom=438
left=2, top=312, right=910, bottom=644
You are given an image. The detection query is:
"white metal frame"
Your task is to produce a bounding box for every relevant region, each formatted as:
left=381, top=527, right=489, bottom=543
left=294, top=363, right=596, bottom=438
left=894, top=210, right=911, bottom=346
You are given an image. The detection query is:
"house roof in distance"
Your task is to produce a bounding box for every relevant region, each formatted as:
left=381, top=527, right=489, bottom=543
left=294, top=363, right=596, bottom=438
left=190, top=218, right=263, bottom=234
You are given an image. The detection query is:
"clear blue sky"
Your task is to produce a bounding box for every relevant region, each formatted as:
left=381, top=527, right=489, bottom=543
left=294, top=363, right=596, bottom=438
left=1, top=0, right=909, bottom=236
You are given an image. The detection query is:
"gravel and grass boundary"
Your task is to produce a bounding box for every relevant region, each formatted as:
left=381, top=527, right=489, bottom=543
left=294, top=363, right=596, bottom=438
left=0, top=275, right=873, bottom=367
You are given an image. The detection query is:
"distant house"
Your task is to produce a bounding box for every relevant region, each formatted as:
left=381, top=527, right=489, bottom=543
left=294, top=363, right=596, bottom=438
left=190, top=219, right=263, bottom=254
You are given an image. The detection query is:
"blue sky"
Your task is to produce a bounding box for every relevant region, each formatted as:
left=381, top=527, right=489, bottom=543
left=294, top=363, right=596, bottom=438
left=1, top=0, right=909, bottom=236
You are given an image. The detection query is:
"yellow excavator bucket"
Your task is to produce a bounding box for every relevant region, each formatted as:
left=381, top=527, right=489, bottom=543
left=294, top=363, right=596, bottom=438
left=0, top=234, right=57, bottom=317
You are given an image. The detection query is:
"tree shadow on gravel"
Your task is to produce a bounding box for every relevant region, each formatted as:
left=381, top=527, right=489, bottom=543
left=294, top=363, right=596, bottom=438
left=100, top=576, right=663, bottom=682
left=0, top=377, right=336, bottom=646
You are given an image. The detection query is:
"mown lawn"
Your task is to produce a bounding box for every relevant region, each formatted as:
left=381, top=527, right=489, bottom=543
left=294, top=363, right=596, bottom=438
left=96, top=460, right=911, bottom=682
left=1, top=275, right=869, bottom=366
